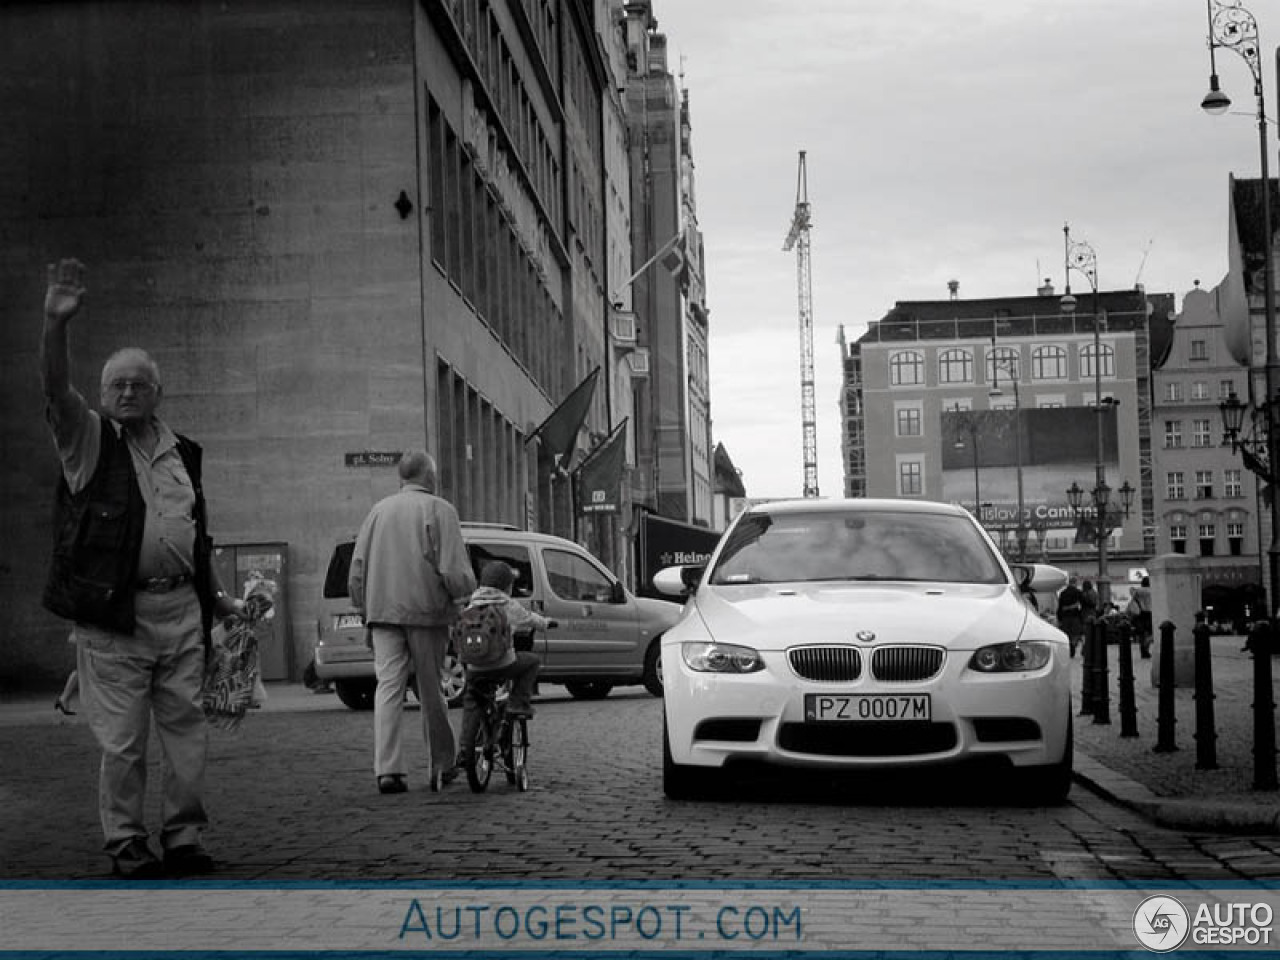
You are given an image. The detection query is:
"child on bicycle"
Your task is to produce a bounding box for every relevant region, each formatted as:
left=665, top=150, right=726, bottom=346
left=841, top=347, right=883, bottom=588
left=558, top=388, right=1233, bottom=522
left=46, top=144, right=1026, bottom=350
left=461, top=561, right=553, bottom=718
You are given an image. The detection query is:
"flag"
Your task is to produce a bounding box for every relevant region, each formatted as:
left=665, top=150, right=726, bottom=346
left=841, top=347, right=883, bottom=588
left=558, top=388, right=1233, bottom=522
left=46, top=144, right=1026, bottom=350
left=576, top=420, right=628, bottom=515
left=526, top=367, right=600, bottom=473
left=658, top=230, right=688, bottom=284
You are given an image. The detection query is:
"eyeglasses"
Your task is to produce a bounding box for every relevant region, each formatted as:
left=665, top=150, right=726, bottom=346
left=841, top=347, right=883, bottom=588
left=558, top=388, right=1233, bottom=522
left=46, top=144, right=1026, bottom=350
left=106, top=378, right=156, bottom=395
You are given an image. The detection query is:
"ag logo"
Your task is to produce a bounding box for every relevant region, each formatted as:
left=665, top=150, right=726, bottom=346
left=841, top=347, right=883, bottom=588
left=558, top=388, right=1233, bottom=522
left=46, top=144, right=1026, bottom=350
left=1133, top=895, right=1190, bottom=952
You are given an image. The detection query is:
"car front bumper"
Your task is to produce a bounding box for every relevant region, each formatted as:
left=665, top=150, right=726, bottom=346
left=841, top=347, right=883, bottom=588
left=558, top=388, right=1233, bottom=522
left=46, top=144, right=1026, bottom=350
left=662, top=645, right=1071, bottom=771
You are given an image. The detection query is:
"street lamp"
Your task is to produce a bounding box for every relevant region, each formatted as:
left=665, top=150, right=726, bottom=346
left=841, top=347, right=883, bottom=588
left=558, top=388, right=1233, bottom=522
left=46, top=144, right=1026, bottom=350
left=1204, top=0, right=1280, bottom=624
left=1204, top=0, right=1279, bottom=792
left=987, top=348, right=1026, bottom=561
left=952, top=405, right=982, bottom=518
left=1060, top=224, right=1113, bottom=601
left=1066, top=477, right=1135, bottom=550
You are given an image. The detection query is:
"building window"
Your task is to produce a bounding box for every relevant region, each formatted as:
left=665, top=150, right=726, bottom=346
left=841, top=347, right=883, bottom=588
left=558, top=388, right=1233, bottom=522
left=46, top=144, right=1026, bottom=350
left=1194, top=470, right=1214, bottom=499
left=1170, top=524, right=1188, bottom=553
left=1225, top=468, right=1243, bottom=497
left=898, top=460, right=923, bottom=496
left=1166, top=471, right=1185, bottom=500
left=896, top=407, right=922, bottom=437
left=1190, top=339, right=1208, bottom=361
left=1080, top=342, right=1114, bottom=379
left=1227, top=522, right=1244, bottom=556
left=986, top=346, right=1020, bottom=384
left=1198, top=523, right=1216, bottom=556
left=937, top=348, right=973, bottom=384
left=1191, top=381, right=1209, bottom=401
left=1031, top=345, right=1067, bottom=380
left=1220, top=379, right=1235, bottom=399
left=889, top=350, right=924, bottom=386
left=1164, top=381, right=1183, bottom=402
left=1163, top=421, right=1183, bottom=449
left=1192, top=419, right=1213, bottom=448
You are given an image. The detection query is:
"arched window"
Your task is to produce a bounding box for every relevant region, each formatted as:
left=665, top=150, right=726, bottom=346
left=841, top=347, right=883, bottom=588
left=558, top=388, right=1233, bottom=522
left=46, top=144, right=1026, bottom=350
left=1031, top=345, right=1067, bottom=380
left=937, top=348, right=973, bottom=384
left=889, top=350, right=924, bottom=386
left=1081, top=342, right=1114, bottom=379
left=986, top=346, right=1020, bottom=385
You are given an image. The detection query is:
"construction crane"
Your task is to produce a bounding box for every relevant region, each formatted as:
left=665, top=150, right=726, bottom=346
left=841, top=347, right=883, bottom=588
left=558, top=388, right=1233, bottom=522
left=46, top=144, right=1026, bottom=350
left=783, top=150, right=820, bottom=498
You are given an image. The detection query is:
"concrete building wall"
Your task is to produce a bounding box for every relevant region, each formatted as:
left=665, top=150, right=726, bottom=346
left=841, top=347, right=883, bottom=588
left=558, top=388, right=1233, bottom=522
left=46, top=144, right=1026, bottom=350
left=1, top=0, right=428, bottom=685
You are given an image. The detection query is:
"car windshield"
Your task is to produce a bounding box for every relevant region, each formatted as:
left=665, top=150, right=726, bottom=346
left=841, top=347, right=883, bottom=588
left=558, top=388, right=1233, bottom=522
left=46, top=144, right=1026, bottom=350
left=708, top=509, right=1006, bottom=586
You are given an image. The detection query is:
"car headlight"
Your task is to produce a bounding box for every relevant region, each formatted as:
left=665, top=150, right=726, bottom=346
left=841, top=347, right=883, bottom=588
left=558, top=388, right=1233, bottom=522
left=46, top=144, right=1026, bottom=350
left=681, top=641, right=764, bottom=673
left=968, top=641, right=1052, bottom=673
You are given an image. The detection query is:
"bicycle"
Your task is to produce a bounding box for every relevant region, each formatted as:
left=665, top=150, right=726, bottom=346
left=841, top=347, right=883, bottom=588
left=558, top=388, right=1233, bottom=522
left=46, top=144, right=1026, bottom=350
left=459, top=671, right=528, bottom=792
left=458, top=621, right=555, bottom=792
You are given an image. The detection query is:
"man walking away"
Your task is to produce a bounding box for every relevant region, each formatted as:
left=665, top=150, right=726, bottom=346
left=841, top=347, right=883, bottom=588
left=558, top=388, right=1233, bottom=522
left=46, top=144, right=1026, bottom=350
left=40, top=258, right=243, bottom=878
left=348, top=450, right=475, bottom=794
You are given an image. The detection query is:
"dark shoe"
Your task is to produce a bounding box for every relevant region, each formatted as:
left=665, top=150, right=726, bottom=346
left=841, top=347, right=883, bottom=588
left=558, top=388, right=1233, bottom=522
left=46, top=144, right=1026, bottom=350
left=377, top=774, right=407, bottom=795
left=54, top=698, right=75, bottom=716
left=507, top=706, right=534, bottom=718
left=111, top=838, right=162, bottom=879
left=163, top=844, right=215, bottom=876
left=431, top=766, right=460, bottom=792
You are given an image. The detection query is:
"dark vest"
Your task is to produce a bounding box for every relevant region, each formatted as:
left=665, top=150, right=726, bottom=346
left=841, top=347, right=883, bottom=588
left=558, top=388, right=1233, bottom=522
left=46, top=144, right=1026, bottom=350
left=42, top=418, right=215, bottom=640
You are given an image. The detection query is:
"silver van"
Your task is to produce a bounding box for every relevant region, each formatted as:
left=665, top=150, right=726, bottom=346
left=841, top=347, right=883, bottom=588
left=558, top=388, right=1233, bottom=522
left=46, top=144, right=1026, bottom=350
left=314, top=523, right=682, bottom=710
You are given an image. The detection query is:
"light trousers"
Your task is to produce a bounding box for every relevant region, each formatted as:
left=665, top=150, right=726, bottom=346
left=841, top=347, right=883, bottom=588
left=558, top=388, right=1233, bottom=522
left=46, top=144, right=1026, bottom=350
left=371, top=624, right=456, bottom=779
left=75, top=585, right=208, bottom=855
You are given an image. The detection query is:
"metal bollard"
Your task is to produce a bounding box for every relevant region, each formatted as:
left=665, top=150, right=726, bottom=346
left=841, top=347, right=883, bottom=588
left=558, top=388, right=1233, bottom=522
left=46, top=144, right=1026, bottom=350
left=1247, top=621, right=1278, bottom=790
left=1079, top=618, right=1098, bottom=717
left=1117, top=616, right=1138, bottom=737
left=1092, top=615, right=1112, bottom=726
left=1191, top=614, right=1217, bottom=770
left=1153, top=620, right=1178, bottom=753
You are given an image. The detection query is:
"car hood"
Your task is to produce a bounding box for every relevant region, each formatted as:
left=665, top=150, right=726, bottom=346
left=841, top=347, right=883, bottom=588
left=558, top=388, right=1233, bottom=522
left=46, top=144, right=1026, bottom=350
left=691, top=582, right=1033, bottom=651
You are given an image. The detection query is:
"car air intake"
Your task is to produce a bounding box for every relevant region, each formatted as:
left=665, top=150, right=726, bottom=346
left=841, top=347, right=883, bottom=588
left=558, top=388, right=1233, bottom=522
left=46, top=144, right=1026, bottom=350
left=870, top=646, right=944, bottom=682
left=788, top=646, right=862, bottom=682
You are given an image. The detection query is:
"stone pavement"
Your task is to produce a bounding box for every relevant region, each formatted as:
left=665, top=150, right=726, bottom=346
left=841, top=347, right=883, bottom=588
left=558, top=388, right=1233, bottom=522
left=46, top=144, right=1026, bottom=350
left=1069, top=633, right=1280, bottom=834
left=2, top=634, right=1277, bottom=841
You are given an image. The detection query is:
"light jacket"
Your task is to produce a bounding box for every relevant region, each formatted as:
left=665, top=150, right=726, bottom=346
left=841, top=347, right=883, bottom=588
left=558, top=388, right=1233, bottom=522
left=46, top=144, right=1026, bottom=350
left=348, top=484, right=474, bottom=627
left=464, top=586, right=551, bottom=672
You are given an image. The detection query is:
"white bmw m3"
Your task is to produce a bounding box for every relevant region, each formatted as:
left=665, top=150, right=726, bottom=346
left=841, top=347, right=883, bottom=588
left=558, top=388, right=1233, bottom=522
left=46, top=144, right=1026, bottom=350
left=653, top=498, right=1073, bottom=803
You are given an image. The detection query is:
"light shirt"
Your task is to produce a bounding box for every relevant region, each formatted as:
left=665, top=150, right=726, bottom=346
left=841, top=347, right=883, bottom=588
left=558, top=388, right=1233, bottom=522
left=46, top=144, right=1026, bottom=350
left=47, top=389, right=197, bottom=581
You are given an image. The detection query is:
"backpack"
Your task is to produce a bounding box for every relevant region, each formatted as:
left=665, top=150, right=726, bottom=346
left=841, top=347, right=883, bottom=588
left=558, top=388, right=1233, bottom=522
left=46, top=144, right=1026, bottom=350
left=451, top=602, right=511, bottom=669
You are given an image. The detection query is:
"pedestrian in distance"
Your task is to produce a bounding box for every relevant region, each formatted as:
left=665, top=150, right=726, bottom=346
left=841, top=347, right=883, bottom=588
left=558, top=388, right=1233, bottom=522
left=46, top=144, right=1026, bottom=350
left=54, top=666, right=79, bottom=716
left=348, top=449, right=476, bottom=795
left=1056, top=575, right=1085, bottom=658
left=1128, top=575, right=1154, bottom=658
left=40, top=258, right=245, bottom=879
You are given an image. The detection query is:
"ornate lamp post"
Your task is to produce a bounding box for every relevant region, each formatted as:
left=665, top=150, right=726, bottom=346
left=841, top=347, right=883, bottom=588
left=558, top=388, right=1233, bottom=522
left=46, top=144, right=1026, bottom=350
left=1060, top=225, right=1117, bottom=600
left=1066, top=478, right=1135, bottom=559
left=1204, top=0, right=1279, bottom=791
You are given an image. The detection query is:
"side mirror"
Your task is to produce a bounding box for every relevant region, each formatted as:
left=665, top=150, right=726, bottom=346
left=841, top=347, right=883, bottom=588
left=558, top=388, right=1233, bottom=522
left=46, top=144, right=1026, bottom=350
left=653, top=564, right=705, bottom=598
left=610, top=580, right=626, bottom=604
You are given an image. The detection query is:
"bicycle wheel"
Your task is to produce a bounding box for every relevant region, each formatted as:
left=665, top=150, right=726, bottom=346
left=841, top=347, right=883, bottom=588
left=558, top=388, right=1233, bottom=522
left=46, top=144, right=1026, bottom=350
left=509, top=718, right=529, bottom=792
left=466, top=712, right=493, bottom=793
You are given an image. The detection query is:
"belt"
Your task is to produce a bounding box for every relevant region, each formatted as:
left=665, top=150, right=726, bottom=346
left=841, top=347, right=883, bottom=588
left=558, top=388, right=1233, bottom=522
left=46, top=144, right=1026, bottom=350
left=136, top=573, right=194, bottom=593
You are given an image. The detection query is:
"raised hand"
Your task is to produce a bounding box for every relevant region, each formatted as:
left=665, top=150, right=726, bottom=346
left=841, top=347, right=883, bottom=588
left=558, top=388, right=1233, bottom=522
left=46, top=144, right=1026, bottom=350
left=44, top=258, right=86, bottom=323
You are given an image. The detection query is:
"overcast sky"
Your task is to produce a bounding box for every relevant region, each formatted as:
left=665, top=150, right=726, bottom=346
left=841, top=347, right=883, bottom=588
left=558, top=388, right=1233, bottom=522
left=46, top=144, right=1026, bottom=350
left=652, top=0, right=1263, bottom=500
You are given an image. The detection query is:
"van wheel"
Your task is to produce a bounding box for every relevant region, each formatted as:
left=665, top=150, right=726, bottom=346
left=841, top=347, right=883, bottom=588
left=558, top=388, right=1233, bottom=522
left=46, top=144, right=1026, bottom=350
left=564, top=680, right=613, bottom=700
left=334, top=679, right=375, bottom=711
left=642, top=640, right=664, bottom=697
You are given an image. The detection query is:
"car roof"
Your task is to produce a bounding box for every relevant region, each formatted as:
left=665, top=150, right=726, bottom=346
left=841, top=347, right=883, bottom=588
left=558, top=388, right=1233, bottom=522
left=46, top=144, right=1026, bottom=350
left=460, top=523, right=583, bottom=551
left=742, top=498, right=970, bottom=518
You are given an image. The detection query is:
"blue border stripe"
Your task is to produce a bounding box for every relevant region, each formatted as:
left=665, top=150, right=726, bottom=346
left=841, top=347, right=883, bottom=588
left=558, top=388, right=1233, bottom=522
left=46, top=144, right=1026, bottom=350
left=1, top=878, right=1277, bottom=890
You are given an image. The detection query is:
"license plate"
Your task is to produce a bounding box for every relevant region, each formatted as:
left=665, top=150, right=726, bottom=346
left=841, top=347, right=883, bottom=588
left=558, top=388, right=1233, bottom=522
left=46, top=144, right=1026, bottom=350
left=333, top=613, right=364, bottom=631
left=805, top=693, right=931, bottom=722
